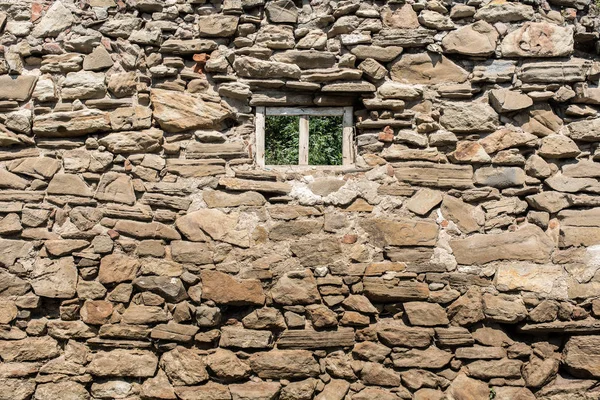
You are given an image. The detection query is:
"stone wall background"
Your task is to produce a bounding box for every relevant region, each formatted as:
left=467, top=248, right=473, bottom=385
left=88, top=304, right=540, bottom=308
left=1, top=0, right=600, bottom=398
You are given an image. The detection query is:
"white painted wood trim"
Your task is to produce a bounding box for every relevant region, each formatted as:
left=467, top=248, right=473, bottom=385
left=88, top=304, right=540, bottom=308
left=255, top=106, right=265, bottom=168
left=255, top=106, right=355, bottom=168
left=342, top=106, right=354, bottom=166
left=299, top=115, right=309, bottom=165
left=266, top=107, right=346, bottom=117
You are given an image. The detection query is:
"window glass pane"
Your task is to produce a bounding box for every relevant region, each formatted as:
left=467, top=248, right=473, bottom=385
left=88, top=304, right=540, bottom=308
left=308, top=116, right=343, bottom=166
left=265, top=115, right=299, bottom=165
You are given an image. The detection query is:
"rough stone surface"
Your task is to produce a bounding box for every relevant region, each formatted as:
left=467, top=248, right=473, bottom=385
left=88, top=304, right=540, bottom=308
left=0, top=0, right=597, bottom=397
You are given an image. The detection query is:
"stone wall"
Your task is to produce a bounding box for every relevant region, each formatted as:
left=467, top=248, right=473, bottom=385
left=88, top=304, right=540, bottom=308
left=1, top=0, right=600, bottom=398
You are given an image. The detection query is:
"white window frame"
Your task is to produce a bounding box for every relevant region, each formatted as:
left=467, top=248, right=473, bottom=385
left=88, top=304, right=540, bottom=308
left=255, top=106, right=354, bottom=168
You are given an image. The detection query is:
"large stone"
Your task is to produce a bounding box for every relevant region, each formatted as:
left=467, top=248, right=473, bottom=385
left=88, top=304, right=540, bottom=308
left=361, top=218, right=438, bottom=247
left=201, top=270, right=265, bottom=306
left=133, top=276, right=188, bottom=303
left=0, top=239, right=33, bottom=268
left=122, top=304, right=168, bottom=325
left=567, top=118, right=600, bottom=142
left=160, top=39, right=218, bottom=54
left=220, top=326, right=272, bottom=349
left=564, top=336, right=600, bottom=378
left=271, top=270, right=320, bottom=305
left=450, top=225, right=554, bottom=265
left=277, top=329, right=355, bottom=349
left=265, top=0, right=298, bottom=23
left=538, top=135, right=580, bottom=158
left=390, top=53, right=468, bottom=84
left=198, top=15, right=238, bottom=37
left=489, top=89, right=533, bottom=113
left=473, top=166, right=526, bottom=188
left=501, top=22, right=573, bottom=58
left=0, top=378, right=35, bottom=400
left=442, top=21, right=498, bottom=56
left=114, top=220, right=181, bottom=240
left=32, top=1, right=74, bottom=37
left=441, top=195, right=483, bottom=234
left=482, top=294, right=527, bottom=323
left=88, top=349, right=158, bottom=377
left=474, top=1, right=534, bottom=22
left=229, top=382, right=280, bottom=400
left=160, top=346, right=209, bottom=385
left=495, top=263, right=568, bottom=299
left=404, top=302, right=449, bottom=327
left=479, top=128, right=537, bottom=153
left=233, top=57, right=301, bottom=79
left=33, top=109, right=111, bottom=137
left=289, top=239, right=342, bottom=267
left=99, top=128, right=163, bottom=154
left=31, top=257, right=77, bottom=299
left=249, top=350, right=319, bottom=379
left=0, top=75, right=38, bottom=101
left=446, top=373, right=489, bottom=400
left=61, top=71, right=106, bottom=100
left=440, top=102, right=498, bottom=133
left=519, top=59, right=589, bottom=84
left=395, top=162, right=473, bottom=189
left=176, top=209, right=250, bottom=247
left=203, top=190, right=266, bottom=208
left=272, top=50, right=336, bottom=69
left=151, top=89, right=232, bottom=133
left=364, top=278, right=430, bottom=302
left=98, top=254, right=140, bottom=284
left=34, top=381, right=89, bottom=400
left=95, top=172, right=136, bottom=205
left=175, top=383, right=230, bottom=400
left=0, top=337, right=59, bottom=362
left=255, top=24, right=295, bottom=49
left=206, top=349, right=251, bottom=381
left=391, top=347, right=453, bottom=369
left=83, top=46, right=114, bottom=71
left=382, top=4, right=420, bottom=29
left=47, top=174, right=93, bottom=197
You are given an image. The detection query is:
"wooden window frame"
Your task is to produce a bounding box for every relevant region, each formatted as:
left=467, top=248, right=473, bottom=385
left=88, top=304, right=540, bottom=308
left=255, top=106, right=354, bottom=169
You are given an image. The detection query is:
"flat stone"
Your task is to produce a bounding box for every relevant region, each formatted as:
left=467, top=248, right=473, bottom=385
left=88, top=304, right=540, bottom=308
left=160, top=39, right=218, bottom=54
left=31, top=257, right=77, bottom=299
left=361, top=218, right=438, bottom=247
left=474, top=166, right=525, bottom=188
left=364, top=278, right=430, bottom=302
left=277, top=329, right=355, bottom=349
left=33, top=109, right=111, bottom=137
left=271, top=270, right=320, bottom=305
left=249, top=350, right=319, bottom=379
left=175, top=383, right=230, bottom=400
left=440, top=102, right=498, bottom=133
left=483, top=294, right=527, bottom=323
left=496, top=263, right=568, bottom=299
left=350, top=45, right=404, bottom=62
left=88, top=349, right=158, bottom=377
left=404, top=302, right=449, bottom=327
left=406, top=189, right=443, bottom=216
left=32, top=1, right=74, bottom=37
left=272, top=50, right=335, bottom=69
left=442, top=21, right=498, bottom=56
left=0, top=337, right=60, bottom=362
left=567, top=118, right=600, bottom=142
left=98, top=254, right=140, bottom=284
left=150, top=89, right=232, bottom=133
left=0, top=75, right=38, bottom=101
left=160, top=346, right=209, bottom=385
left=176, top=209, right=249, bottom=247
left=450, top=225, right=554, bottom=265
left=47, top=174, right=93, bottom=197
left=391, top=347, right=453, bottom=369
left=489, top=89, right=533, bottom=113
left=564, top=335, right=600, bottom=378
left=201, top=270, right=265, bottom=306
left=198, top=14, right=238, bottom=37
left=114, top=220, right=181, bottom=240
left=479, top=128, right=537, bottom=153
left=0, top=239, right=33, bottom=268
left=133, top=276, right=188, bottom=303
left=446, top=373, right=489, bottom=400
left=538, top=135, right=580, bottom=158
left=234, top=56, right=300, bottom=79
left=390, top=53, right=468, bottom=84
left=34, top=381, right=89, bottom=400
left=230, top=382, right=280, bottom=400
left=220, top=326, right=272, bottom=349
left=395, top=162, right=473, bottom=189
left=219, top=177, right=291, bottom=194
left=501, top=22, right=573, bottom=58
left=95, top=172, right=136, bottom=205
left=441, top=195, right=484, bottom=234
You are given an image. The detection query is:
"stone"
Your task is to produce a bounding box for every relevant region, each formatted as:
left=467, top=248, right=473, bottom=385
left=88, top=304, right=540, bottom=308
left=230, top=382, right=280, bottom=400
left=176, top=209, right=250, bottom=247
left=87, top=349, right=157, bottom=377
left=160, top=346, right=209, bottom=385
left=406, top=189, right=443, bottom=216
left=567, top=118, right=600, bottom=142
left=523, top=356, right=559, bottom=388
left=480, top=128, right=537, bottom=153
left=45, top=240, right=89, bottom=256
left=234, top=56, right=301, bottom=79
left=395, top=162, right=473, bottom=189
left=391, top=347, right=453, bottom=369
left=564, top=336, right=600, bottom=378
left=404, top=302, right=449, bottom=327
left=418, top=10, right=454, bottom=30
left=390, top=53, right=468, bottom=85
left=474, top=166, right=525, bottom=188
left=501, top=22, right=573, bottom=58
left=451, top=225, right=554, bottom=265
left=350, top=45, right=404, bottom=62
left=206, top=349, right=251, bottom=381
left=203, top=190, right=266, bottom=208
left=201, top=270, right=265, bottom=306
left=361, top=218, right=438, bottom=247
left=315, top=380, right=349, bottom=400
left=175, top=383, right=230, bottom=400
left=440, top=102, right=498, bottom=133
left=150, top=89, right=232, bottom=133
left=47, top=174, right=93, bottom=197
left=364, top=279, right=430, bottom=302
left=142, top=370, right=176, bottom=400
left=382, top=4, right=420, bottom=29
left=538, top=135, right=580, bottom=158
left=447, top=287, right=485, bottom=326
left=98, top=254, right=140, bottom=284
left=0, top=337, right=60, bottom=362
left=33, top=109, right=111, bottom=137
left=442, top=21, right=498, bottom=56
left=198, top=15, right=238, bottom=37
left=249, top=350, right=319, bottom=379
left=32, top=1, right=74, bottom=37
left=483, top=294, right=527, bottom=323
left=160, top=39, right=218, bottom=55
left=134, top=276, right=188, bottom=302
left=95, top=172, right=136, bottom=205
left=445, top=373, right=489, bottom=400
left=0, top=301, right=18, bottom=324
left=0, top=75, right=38, bottom=101
left=114, top=220, right=180, bottom=240
left=361, top=362, right=402, bottom=386
left=475, top=1, right=534, bottom=22
left=34, top=381, right=89, bottom=400
left=220, top=326, right=272, bottom=349
left=83, top=46, right=113, bottom=71
left=280, top=379, right=316, bottom=400
left=271, top=270, right=320, bottom=305
left=31, top=257, right=77, bottom=299
left=0, top=378, right=35, bottom=400
left=0, top=239, right=33, bottom=268
left=514, top=104, right=563, bottom=137
left=489, top=89, right=533, bottom=113
left=61, top=71, right=106, bottom=100
left=441, top=195, right=484, bottom=234
left=289, top=239, right=342, bottom=267
left=277, top=329, right=355, bottom=349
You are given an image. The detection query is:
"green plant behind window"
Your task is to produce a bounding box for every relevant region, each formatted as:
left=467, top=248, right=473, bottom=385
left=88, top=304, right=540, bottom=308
left=309, top=116, right=343, bottom=166
left=265, top=115, right=300, bottom=165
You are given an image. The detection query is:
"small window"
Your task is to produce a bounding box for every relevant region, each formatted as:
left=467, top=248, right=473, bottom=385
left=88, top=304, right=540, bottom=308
left=255, top=107, right=354, bottom=168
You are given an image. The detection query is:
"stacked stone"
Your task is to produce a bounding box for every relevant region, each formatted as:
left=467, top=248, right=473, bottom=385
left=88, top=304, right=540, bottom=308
left=1, top=0, right=600, bottom=399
